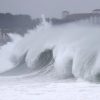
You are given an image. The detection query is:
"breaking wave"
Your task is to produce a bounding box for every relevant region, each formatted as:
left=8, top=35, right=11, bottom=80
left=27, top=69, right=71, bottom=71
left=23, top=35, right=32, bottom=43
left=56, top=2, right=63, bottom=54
left=0, top=18, right=100, bottom=82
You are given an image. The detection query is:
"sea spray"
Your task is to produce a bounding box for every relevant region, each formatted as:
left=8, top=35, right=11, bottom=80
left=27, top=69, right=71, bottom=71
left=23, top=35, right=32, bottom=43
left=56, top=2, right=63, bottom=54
left=0, top=34, right=22, bottom=73
left=1, top=19, right=100, bottom=82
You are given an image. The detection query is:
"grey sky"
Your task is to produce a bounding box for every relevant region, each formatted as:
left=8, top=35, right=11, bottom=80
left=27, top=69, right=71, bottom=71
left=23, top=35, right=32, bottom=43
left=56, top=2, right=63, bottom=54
left=0, top=0, right=100, bottom=18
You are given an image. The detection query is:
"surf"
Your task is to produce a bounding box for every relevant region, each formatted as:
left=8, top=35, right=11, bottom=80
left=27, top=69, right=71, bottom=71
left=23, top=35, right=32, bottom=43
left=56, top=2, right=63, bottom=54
left=0, top=17, right=100, bottom=82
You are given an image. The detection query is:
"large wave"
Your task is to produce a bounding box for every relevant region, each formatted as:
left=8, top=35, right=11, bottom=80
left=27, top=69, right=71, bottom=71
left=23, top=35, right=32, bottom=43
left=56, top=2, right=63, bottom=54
left=0, top=18, right=100, bottom=82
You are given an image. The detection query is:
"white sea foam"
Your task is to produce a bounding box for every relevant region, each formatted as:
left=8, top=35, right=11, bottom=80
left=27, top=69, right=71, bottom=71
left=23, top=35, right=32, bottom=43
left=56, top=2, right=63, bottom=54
left=0, top=18, right=100, bottom=82
left=0, top=34, right=22, bottom=73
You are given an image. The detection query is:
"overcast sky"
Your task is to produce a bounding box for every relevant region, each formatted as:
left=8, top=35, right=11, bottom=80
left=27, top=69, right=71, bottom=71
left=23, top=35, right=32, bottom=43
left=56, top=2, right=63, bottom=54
left=0, top=0, right=100, bottom=18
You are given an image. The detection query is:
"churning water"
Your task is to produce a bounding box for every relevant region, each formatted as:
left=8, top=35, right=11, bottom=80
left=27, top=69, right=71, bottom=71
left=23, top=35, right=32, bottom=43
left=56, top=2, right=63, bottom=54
left=0, top=18, right=100, bottom=82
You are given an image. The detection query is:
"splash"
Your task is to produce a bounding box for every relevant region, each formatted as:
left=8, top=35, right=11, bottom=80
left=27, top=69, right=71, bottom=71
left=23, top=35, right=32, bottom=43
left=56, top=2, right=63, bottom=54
left=1, top=18, right=100, bottom=82
left=0, top=34, right=22, bottom=73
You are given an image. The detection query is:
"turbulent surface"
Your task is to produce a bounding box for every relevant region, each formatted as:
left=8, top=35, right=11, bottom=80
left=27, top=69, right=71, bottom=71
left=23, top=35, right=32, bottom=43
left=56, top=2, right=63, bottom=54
left=0, top=19, right=100, bottom=82
left=0, top=78, right=100, bottom=100
left=0, top=18, right=100, bottom=100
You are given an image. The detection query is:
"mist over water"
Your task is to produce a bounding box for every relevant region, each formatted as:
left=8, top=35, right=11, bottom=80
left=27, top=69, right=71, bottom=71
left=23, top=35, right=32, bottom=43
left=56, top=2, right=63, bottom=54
left=0, top=34, right=22, bottom=73
left=0, top=18, right=100, bottom=82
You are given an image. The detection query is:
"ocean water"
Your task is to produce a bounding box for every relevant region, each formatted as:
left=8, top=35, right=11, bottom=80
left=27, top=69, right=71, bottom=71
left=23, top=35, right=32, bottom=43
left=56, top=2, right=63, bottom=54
left=0, top=17, right=100, bottom=100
